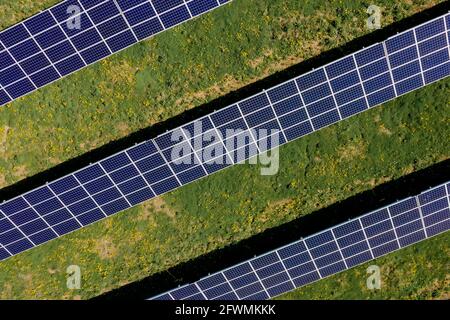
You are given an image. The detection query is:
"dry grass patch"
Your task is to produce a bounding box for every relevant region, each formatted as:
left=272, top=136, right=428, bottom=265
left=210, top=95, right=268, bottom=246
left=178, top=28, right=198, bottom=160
left=94, top=237, right=118, bottom=260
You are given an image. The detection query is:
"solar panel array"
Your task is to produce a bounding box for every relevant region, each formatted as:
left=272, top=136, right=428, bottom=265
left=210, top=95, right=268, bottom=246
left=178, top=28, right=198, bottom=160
left=0, top=0, right=231, bottom=107
left=1, top=13, right=449, bottom=262
left=151, top=182, right=450, bottom=300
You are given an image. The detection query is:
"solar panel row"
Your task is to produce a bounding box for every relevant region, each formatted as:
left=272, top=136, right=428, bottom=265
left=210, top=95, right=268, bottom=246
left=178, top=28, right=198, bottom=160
left=0, top=0, right=232, bottom=107
left=0, top=13, right=449, bottom=261
left=150, top=182, right=450, bottom=300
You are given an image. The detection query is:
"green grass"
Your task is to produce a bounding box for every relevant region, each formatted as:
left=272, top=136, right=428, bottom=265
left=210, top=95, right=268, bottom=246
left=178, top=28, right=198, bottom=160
left=0, top=0, right=448, bottom=299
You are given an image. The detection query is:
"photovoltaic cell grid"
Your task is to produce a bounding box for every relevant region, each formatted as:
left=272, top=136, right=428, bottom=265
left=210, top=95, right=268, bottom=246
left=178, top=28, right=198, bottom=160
left=0, top=14, right=450, bottom=261
left=151, top=182, right=450, bottom=300
left=0, top=0, right=232, bottom=106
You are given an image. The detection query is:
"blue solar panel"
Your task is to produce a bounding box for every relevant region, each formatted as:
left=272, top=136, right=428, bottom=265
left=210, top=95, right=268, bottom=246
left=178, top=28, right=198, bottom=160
left=311, top=109, right=340, bottom=129
left=53, top=218, right=81, bottom=235
left=427, top=219, right=450, bottom=237
left=273, top=94, right=303, bottom=116
left=6, top=79, right=35, bottom=99
left=30, top=67, right=60, bottom=87
left=308, top=96, right=336, bottom=118
left=171, top=283, right=200, bottom=300
left=35, top=27, right=67, bottom=49
left=424, top=61, right=450, bottom=84
left=310, top=242, right=339, bottom=259
left=198, top=272, right=226, bottom=290
left=396, top=75, right=423, bottom=95
left=230, top=273, right=258, bottom=289
left=341, top=240, right=369, bottom=257
left=125, top=3, right=156, bottom=26
left=150, top=181, right=448, bottom=300
left=359, top=58, right=389, bottom=80
left=261, top=272, right=290, bottom=289
left=9, top=209, right=38, bottom=226
left=243, top=290, right=268, bottom=300
left=372, top=240, right=399, bottom=258
left=24, top=11, right=56, bottom=35
left=305, top=230, right=334, bottom=248
left=267, top=80, right=298, bottom=103
left=98, top=16, right=130, bottom=39
left=392, top=208, right=420, bottom=226
left=0, top=0, right=231, bottom=107
left=255, top=262, right=285, bottom=279
left=422, top=48, right=449, bottom=71
left=0, top=24, right=29, bottom=47
left=152, top=177, right=180, bottom=195
left=0, top=229, right=23, bottom=245
left=239, top=93, right=270, bottom=115
left=88, top=1, right=120, bottom=24
left=335, top=85, right=364, bottom=106
left=278, top=241, right=307, bottom=259
left=47, top=43, right=76, bottom=64
left=284, top=120, right=314, bottom=141
left=355, top=43, right=385, bottom=66
left=363, top=72, right=392, bottom=93
left=337, top=231, right=366, bottom=249
left=30, top=228, right=58, bottom=245
left=0, top=90, right=10, bottom=105
left=287, top=261, right=315, bottom=278
left=160, top=5, right=191, bottom=29
left=396, top=220, right=423, bottom=237
left=209, top=104, right=240, bottom=126
left=320, top=261, right=346, bottom=277
left=385, top=30, right=415, bottom=54
left=422, top=197, right=449, bottom=216
left=152, top=293, right=173, bottom=300
left=7, top=239, right=33, bottom=254
left=399, top=230, right=426, bottom=247
left=392, top=61, right=421, bottom=82
left=346, top=251, right=372, bottom=267
left=302, top=83, right=332, bottom=105
left=418, top=185, right=447, bottom=204
left=365, top=218, right=392, bottom=237
left=1, top=14, right=449, bottom=265
left=223, top=262, right=251, bottom=280
left=367, top=86, right=396, bottom=107
left=418, top=33, right=447, bottom=57
left=424, top=208, right=450, bottom=228
left=326, top=56, right=356, bottom=79
left=283, top=253, right=311, bottom=270
left=10, top=40, right=40, bottom=62
left=0, top=51, right=15, bottom=70
left=0, top=65, right=26, bottom=87
left=0, top=219, right=13, bottom=234
left=296, top=68, right=327, bottom=91
left=333, top=220, right=360, bottom=238
left=316, top=250, right=342, bottom=269
left=203, top=282, right=232, bottom=299
left=415, top=18, right=445, bottom=42
left=267, top=281, right=294, bottom=298
left=389, top=46, right=418, bottom=69
left=133, top=17, right=163, bottom=40
left=189, top=0, right=221, bottom=17
left=330, top=71, right=360, bottom=92
left=278, top=108, right=308, bottom=129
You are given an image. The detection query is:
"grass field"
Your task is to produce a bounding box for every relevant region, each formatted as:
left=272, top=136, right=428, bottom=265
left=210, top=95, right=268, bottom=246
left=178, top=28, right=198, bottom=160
left=0, top=0, right=448, bottom=299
